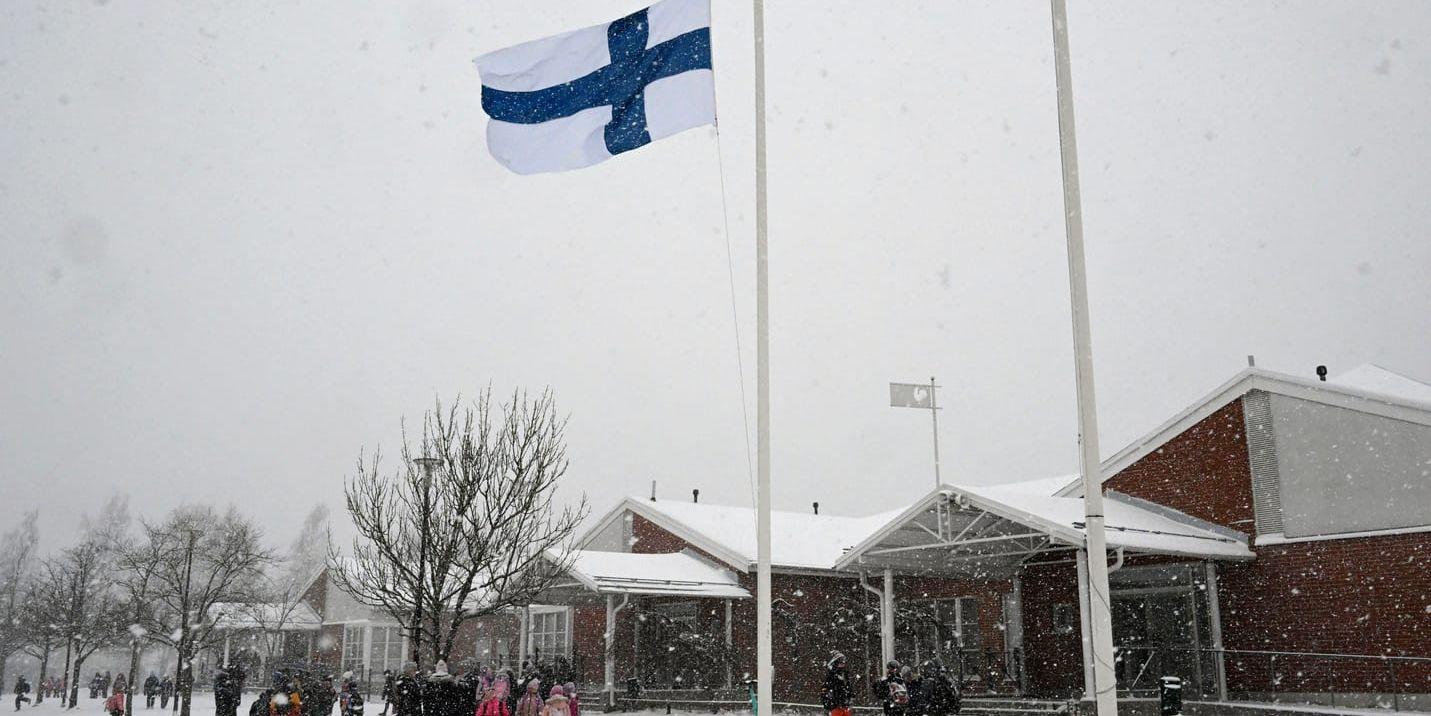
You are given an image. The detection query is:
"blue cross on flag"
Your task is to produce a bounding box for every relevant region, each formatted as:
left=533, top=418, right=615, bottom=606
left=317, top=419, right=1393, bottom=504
left=476, top=0, right=714, bottom=174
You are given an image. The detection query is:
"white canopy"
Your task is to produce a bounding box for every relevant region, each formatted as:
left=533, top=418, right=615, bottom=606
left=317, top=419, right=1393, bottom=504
left=835, top=481, right=1254, bottom=573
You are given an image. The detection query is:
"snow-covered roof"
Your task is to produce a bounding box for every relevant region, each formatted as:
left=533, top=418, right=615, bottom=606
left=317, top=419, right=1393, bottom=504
left=835, top=482, right=1253, bottom=573
left=1055, top=363, right=1431, bottom=497
left=586, top=497, right=906, bottom=571
left=209, top=602, right=322, bottom=631
left=1329, top=364, right=1431, bottom=405
left=550, top=549, right=750, bottom=599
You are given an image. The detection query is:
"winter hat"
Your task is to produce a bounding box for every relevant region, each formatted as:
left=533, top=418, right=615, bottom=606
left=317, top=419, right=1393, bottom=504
left=563, top=683, right=576, bottom=697
left=549, top=686, right=565, bottom=698
left=899, top=666, right=912, bottom=679
left=434, top=661, right=450, bottom=677
left=492, top=677, right=510, bottom=701
left=827, top=652, right=846, bottom=670
left=886, top=660, right=901, bottom=670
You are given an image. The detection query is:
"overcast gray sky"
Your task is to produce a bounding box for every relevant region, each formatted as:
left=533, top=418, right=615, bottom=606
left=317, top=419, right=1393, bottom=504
left=3, top=1, right=1430, bottom=552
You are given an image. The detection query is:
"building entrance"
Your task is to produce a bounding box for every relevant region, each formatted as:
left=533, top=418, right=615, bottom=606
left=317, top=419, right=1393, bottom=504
left=1110, top=564, right=1219, bottom=697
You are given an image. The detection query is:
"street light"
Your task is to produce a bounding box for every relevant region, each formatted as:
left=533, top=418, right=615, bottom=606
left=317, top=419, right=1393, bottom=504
left=411, top=455, right=441, bottom=669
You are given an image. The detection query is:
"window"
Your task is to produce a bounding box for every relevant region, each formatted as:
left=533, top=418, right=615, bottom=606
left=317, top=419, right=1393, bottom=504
left=1052, top=603, right=1077, bottom=634
left=368, top=626, right=405, bottom=675
left=342, top=625, right=365, bottom=675
left=529, top=608, right=569, bottom=659
left=477, top=637, right=512, bottom=668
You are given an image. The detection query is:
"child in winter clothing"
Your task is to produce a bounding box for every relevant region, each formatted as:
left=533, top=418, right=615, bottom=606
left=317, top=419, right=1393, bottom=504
left=475, top=678, right=510, bottom=716
left=343, top=681, right=365, bottom=716
left=821, top=653, right=852, bottom=716
left=513, top=682, right=542, bottom=716
left=538, top=686, right=569, bottom=716
left=103, top=687, right=126, bottom=716
left=560, top=683, right=578, bottom=716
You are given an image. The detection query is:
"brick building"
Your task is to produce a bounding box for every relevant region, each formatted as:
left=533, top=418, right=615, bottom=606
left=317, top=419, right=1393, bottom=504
left=537, top=365, right=1429, bottom=709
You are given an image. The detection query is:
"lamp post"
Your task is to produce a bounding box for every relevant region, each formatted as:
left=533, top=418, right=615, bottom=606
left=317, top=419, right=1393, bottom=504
left=411, top=455, right=442, bottom=669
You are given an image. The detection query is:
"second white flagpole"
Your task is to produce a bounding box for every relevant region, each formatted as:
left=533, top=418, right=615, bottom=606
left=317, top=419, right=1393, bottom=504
left=752, top=2, right=773, bottom=716
left=1050, top=1, right=1118, bottom=715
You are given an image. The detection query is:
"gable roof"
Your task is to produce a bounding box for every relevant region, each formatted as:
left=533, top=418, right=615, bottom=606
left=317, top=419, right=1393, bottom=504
left=581, top=496, right=906, bottom=572
left=1055, top=363, right=1431, bottom=497
left=551, top=549, right=750, bottom=598
left=834, top=481, right=1252, bottom=572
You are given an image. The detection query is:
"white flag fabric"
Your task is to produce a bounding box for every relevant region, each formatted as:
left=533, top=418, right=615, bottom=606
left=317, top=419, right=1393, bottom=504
left=476, top=0, right=715, bottom=174
left=890, top=383, right=935, bottom=409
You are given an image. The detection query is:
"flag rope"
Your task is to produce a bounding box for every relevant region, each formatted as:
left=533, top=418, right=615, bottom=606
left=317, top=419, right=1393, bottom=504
left=713, top=123, right=758, bottom=511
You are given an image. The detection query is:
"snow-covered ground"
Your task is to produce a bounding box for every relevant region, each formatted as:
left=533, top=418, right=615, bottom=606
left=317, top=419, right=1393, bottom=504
left=14, top=693, right=218, bottom=716
left=12, top=694, right=724, bottom=716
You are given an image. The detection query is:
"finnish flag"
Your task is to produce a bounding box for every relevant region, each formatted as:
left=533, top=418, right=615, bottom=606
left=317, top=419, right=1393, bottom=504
left=476, top=0, right=715, bottom=175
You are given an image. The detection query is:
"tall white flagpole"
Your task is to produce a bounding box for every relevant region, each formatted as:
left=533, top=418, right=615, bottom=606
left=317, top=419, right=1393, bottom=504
left=1049, top=1, right=1118, bottom=715
left=752, top=1, right=774, bottom=716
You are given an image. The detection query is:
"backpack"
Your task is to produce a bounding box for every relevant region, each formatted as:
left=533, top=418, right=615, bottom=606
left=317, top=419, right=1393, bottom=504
left=888, top=682, right=909, bottom=707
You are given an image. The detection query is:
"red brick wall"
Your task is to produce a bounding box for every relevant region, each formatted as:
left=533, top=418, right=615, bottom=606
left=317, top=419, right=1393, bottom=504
left=1104, top=399, right=1256, bottom=536
left=572, top=605, right=608, bottom=688
left=593, top=512, right=1014, bottom=703
left=1019, top=562, right=1083, bottom=697
left=1217, top=531, right=1431, bottom=693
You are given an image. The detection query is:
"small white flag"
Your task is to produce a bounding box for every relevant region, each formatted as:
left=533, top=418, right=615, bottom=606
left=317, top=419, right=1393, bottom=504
left=476, top=0, right=715, bottom=174
left=890, top=383, right=935, bottom=409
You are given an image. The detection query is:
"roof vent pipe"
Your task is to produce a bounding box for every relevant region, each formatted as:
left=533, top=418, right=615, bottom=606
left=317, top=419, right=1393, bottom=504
left=813, top=502, right=820, bottom=515
left=1247, top=355, right=1256, bottom=368
left=1316, top=365, right=1328, bottom=382
left=650, top=480, right=657, bottom=502
left=692, top=489, right=700, bottom=503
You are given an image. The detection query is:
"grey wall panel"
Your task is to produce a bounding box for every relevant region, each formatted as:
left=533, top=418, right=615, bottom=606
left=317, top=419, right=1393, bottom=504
left=1270, top=394, right=1431, bottom=537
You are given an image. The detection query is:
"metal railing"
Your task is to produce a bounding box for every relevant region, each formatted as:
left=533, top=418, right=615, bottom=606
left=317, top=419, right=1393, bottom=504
left=1111, top=646, right=1430, bottom=711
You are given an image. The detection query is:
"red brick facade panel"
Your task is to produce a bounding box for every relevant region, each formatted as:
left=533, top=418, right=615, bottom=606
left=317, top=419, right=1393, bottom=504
left=1218, top=531, right=1431, bottom=693
left=1018, top=562, right=1083, bottom=698
left=1104, top=399, right=1256, bottom=536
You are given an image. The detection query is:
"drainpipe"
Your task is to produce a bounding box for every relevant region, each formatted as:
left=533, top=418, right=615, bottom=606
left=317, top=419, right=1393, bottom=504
left=605, top=594, right=631, bottom=709
left=1108, top=547, right=1125, bottom=573
left=859, top=571, right=894, bottom=667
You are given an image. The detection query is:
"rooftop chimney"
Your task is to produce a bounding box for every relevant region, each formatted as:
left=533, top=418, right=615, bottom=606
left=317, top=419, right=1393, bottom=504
left=1316, top=365, right=1328, bottom=382
left=812, top=502, right=820, bottom=515
left=692, top=489, right=700, bottom=503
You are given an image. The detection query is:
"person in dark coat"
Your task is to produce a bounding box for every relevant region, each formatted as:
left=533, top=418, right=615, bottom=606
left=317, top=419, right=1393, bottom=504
left=902, top=666, right=924, bottom=716
left=144, top=674, right=161, bottom=709
left=160, top=677, right=175, bottom=710
left=91, top=673, right=104, bottom=700
left=873, top=661, right=907, bottom=716
left=422, top=661, right=467, bottom=716
left=919, top=662, right=958, bottom=716
left=306, top=676, right=336, bottom=716
left=378, top=672, right=394, bottom=716
left=215, top=668, right=241, bottom=716
left=13, top=676, right=31, bottom=711
left=820, top=653, right=852, bottom=716
left=392, top=664, right=423, bottom=716
left=102, top=672, right=113, bottom=697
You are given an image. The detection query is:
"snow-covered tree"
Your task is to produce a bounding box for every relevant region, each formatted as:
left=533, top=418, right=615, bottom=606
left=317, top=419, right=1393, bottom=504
left=42, top=538, right=130, bottom=708
left=134, top=505, right=272, bottom=716
left=330, top=389, right=588, bottom=667
left=0, top=511, right=39, bottom=692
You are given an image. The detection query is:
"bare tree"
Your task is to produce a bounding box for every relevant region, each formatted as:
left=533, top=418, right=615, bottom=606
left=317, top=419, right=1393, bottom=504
left=330, top=389, right=588, bottom=667
left=137, top=506, right=272, bottom=716
left=0, top=510, right=39, bottom=691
